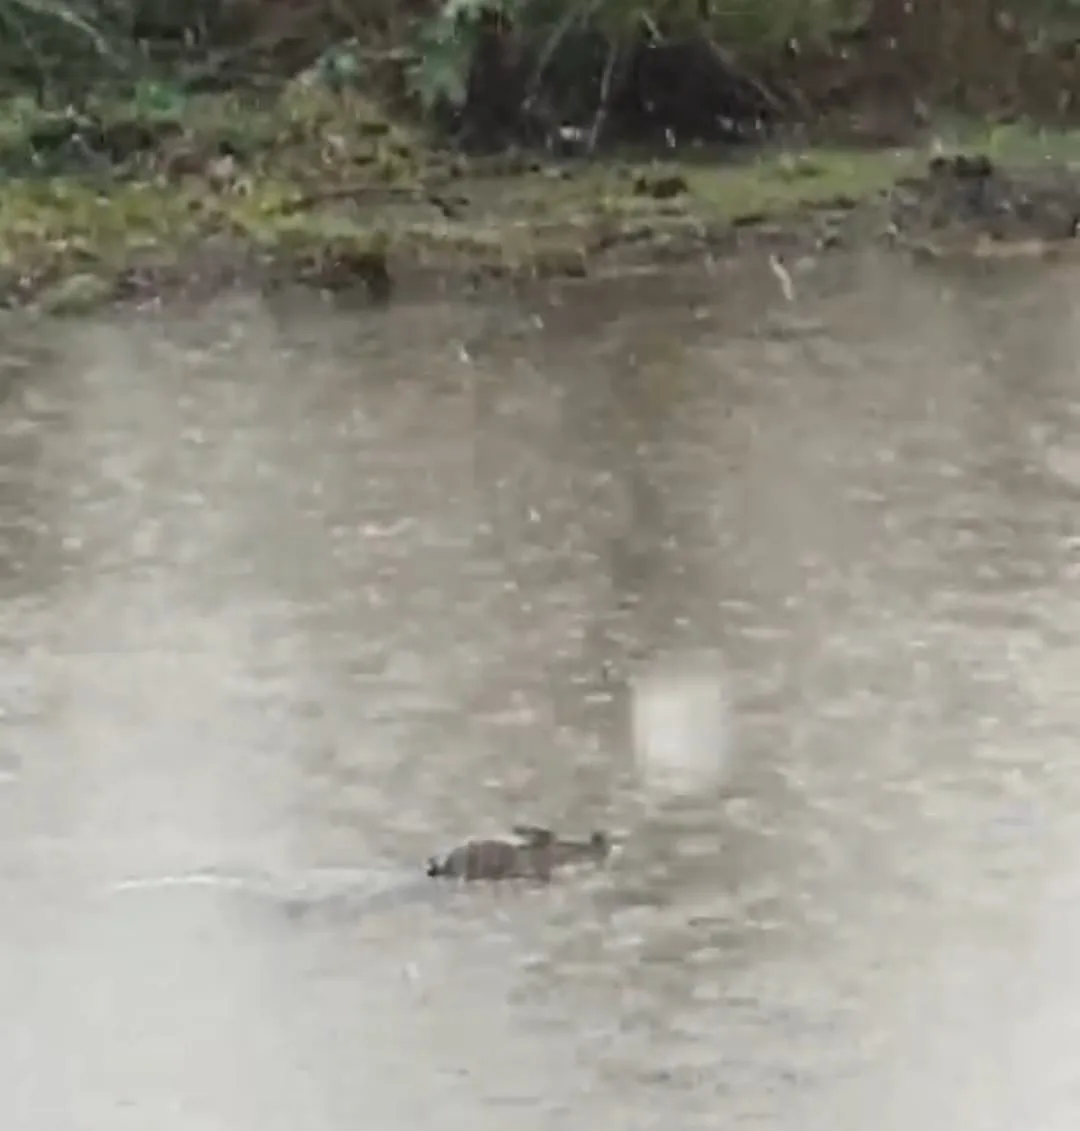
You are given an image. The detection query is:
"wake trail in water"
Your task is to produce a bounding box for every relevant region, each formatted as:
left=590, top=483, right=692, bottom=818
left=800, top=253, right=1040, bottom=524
left=100, top=866, right=439, bottom=913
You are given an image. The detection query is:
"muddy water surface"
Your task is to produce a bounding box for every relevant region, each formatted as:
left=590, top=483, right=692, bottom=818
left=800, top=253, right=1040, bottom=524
left=1, top=251, right=1080, bottom=1129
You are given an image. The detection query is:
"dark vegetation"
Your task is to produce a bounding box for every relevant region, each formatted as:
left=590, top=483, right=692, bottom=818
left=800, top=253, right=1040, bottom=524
left=5, top=0, right=1080, bottom=156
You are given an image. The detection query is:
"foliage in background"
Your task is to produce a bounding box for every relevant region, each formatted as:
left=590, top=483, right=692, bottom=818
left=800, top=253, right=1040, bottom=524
left=402, top=0, right=871, bottom=115
left=2, top=0, right=1080, bottom=123
left=0, top=0, right=127, bottom=97
left=0, top=0, right=393, bottom=102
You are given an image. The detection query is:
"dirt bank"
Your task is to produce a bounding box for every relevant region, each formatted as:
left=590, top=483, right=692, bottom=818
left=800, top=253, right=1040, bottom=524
left=4, top=85, right=1080, bottom=315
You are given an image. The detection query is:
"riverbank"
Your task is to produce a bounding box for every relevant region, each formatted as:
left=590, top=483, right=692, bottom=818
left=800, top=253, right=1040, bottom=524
left=5, top=84, right=1080, bottom=314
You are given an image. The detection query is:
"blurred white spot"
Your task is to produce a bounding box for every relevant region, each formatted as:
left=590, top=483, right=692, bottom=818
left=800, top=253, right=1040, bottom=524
left=402, top=963, right=421, bottom=984
left=630, top=650, right=733, bottom=798
left=769, top=254, right=795, bottom=302
left=1042, top=442, right=1080, bottom=489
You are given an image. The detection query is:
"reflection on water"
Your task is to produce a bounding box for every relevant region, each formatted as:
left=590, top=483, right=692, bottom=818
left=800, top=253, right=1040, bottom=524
left=1, top=255, right=1080, bottom=1128
left=630, top=649, right=733, bottom=799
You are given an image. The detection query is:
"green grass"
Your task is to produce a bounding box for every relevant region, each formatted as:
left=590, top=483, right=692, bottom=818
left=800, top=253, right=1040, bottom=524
left=685, top=148, right=917, bottom=217
left=945, top=120, right=1080, bottom=164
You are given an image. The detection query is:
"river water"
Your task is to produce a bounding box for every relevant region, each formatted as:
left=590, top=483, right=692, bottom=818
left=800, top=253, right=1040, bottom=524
left=1, top=250, right=1080, bottom=1129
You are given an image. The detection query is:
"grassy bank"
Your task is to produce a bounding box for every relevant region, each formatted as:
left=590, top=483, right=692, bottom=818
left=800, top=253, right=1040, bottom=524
left=4, top=83, right=1080, bottom=313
